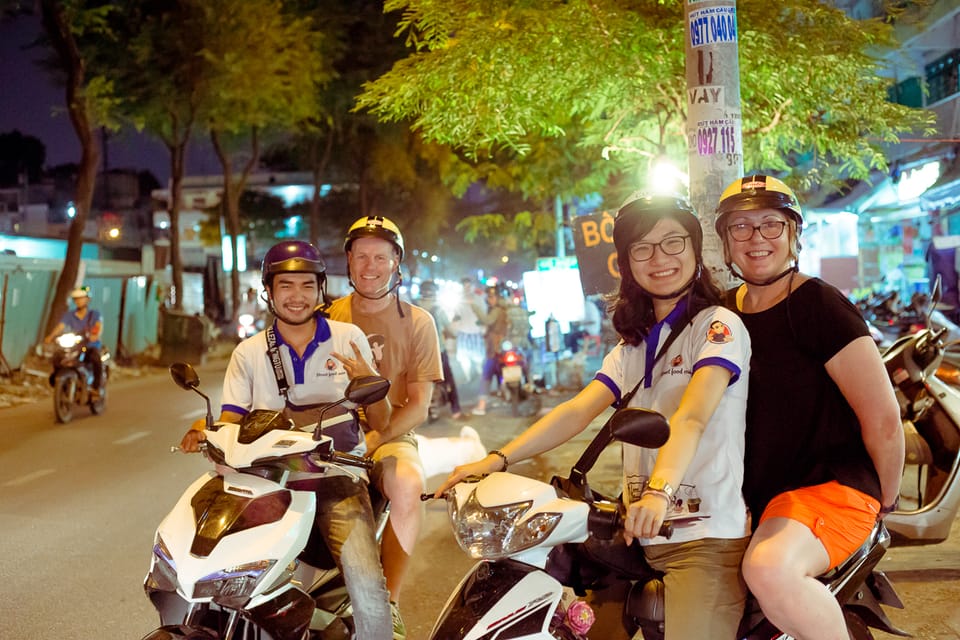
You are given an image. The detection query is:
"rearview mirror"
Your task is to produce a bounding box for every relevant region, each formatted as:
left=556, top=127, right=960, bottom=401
left=169, top=362, right=200, bottom=391
left=610, top=408, right=670, bottom=449
left=345, top=375, right=391, bottom=406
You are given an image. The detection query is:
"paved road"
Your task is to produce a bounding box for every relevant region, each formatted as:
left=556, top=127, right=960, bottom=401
left=1, top=351, right=958, bottom=638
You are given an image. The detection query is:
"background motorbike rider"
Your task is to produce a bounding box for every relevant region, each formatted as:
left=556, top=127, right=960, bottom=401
left=44, top=286, right=104, bottom=398
left=178, top=240, right=395, bottom=640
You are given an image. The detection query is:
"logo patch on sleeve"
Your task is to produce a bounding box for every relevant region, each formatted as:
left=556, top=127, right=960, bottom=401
left=707, top=320, right=733, bottom=344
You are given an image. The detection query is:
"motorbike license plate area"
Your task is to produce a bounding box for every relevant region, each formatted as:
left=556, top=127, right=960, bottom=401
left=502, top=365, right=523, bottom=383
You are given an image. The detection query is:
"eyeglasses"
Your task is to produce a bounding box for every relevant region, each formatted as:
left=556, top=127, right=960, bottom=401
left=726, top=220, right=787, bottom=242
left=628, top=235, right=691, bottom=262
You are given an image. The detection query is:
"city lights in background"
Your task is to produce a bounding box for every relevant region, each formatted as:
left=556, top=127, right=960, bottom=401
left=897, top=161, right=940, bottom=202
left=647, top=156, right=689, bottom=196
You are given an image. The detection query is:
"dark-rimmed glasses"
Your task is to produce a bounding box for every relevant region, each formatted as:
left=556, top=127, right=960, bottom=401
left=726, top=221, right=787, bottom=242
left=628, top=235, right=691, bottom=262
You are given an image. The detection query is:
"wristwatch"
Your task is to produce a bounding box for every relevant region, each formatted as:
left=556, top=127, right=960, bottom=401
left=646, top=477, right=675, bottom=498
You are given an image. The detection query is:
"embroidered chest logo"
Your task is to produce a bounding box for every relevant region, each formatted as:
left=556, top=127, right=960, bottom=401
left=707, top=320, right=733, bottom=344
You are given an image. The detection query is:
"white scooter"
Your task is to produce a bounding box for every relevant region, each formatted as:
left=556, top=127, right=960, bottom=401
left=882, top=281, right=960, bottom=546
left=141, top=363, right=390, bottom=640
left=427, top=407, right=907, bottom=639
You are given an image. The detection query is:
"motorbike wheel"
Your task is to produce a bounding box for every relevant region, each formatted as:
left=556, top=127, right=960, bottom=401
left=509, top=384, right=520, bottom=416
left=90, top=385, right=107, bottom=415
left=53, top=372, right=77, bottom=424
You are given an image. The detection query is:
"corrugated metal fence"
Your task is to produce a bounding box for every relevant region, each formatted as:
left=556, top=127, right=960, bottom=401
left=0, top=256, right=160, bottom=372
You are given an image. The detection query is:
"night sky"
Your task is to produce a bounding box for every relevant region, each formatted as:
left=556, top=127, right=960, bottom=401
left=0, top=13, right=222, bottom=185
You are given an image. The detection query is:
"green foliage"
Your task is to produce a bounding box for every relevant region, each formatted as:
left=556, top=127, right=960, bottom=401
left=360, top=0, right=935, bottom=190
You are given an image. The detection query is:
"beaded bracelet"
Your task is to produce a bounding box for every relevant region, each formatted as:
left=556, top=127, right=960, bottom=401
left=489, top=449, right=509, bottom=471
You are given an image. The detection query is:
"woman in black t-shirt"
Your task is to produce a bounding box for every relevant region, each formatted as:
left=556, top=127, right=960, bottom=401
left=715, top=175, right=904, bottom=640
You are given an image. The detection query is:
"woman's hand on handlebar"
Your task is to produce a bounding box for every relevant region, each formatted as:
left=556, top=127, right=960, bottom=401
left=623, top=493, right=670, bottom=545
left=433, top=454, right=503, bottom=497
left=179, top=418, right=207, bottom=453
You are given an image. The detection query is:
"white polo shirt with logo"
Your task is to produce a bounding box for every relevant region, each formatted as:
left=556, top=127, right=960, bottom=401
left=594, top=301, right=750, bottom=544
left=221, top=316, right=376, bottom=459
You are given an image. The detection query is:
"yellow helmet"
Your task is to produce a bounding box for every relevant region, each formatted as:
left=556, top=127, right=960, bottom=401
left=715, top=175, right=802, bottom=236
left=344, top=215, right=404, bottom=261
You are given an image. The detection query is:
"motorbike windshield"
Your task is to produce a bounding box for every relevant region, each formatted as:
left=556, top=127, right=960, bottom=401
left=237, top=410, right=294, bottom=444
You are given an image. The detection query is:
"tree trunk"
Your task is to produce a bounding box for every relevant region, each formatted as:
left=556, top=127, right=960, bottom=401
left=40, top=0, right=102, bottom=338
left=309, top=132, right=335, bottom=248
left=211, top=128, right=261, bottom=324
left=167, top=140, right=187, bottom=310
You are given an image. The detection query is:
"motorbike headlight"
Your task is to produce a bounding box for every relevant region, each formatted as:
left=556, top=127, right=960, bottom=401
left=238, top=313, right=255, bottom=325
left=145, top=535, right=178, bottom=591
left=448, top=488, right=561, bottom=560
left=193, top=559, right=277, bottom=607
left=56, top=333, right=83, bottom=348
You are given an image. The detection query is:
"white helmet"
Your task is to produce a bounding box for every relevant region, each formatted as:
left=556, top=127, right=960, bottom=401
left=70, top=286, right=91, bottom=299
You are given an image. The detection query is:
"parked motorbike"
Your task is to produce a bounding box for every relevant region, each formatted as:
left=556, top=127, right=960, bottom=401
left=427, top=406, right=907, bottom=640
left=881, top=282, right=960, bottom=546
left=141, top=363, right=391, bottom=640
left=47, top=332, right=110, bottom=423
left=498, top=340, right=542, bottom=418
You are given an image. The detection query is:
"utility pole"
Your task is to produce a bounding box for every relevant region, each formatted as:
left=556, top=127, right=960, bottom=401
left=684, top=0, right=743, bottom=284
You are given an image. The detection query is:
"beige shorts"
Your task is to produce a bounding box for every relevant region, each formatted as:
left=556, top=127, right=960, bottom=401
left=369, top=432, right=425, bottom=490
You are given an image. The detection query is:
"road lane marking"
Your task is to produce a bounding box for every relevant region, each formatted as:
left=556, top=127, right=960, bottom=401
left=4, top=469, right=55, bottom=487
left=113, top=431, right=151, bottom=445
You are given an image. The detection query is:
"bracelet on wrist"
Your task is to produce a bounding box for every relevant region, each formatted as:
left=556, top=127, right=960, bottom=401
left=489, top=449, right=509, bottom=471
left=641, top=488, right=671, bottom=502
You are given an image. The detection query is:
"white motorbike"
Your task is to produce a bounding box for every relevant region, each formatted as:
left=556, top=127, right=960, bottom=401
left=427, top=407, right=908, bottom=639
left=882, top=292, right=960, bottom=547
left=141, top=362, right=390, bottom=640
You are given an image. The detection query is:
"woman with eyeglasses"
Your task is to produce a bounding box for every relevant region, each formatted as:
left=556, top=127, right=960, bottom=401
left=436, top=194, right=752, bottom=639
left=716, top=175, right=904, bottom=640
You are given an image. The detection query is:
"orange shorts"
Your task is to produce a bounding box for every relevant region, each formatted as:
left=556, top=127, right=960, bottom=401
left=759, top=481, right=880, bottom=570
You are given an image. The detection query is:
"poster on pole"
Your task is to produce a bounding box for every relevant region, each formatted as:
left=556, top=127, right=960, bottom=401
left=571, top=212, right=620, bottom=296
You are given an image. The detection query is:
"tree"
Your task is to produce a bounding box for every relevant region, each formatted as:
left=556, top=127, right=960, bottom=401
left=358, top=0, right=935, bottom=198
left=102, top=0, right=212, bottom=311
left=0, top=130, right=46, bottom=187
left=34, top=0, right=118, bottom=338
left=203, top=0, right=330, bottom=319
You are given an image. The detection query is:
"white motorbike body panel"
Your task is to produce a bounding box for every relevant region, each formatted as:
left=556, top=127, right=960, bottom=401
left=205, top=422, right=327, bottom=468
left=157, top=470, right=315, bottom=601
left=885, top=374, right=960, bottom=541
left=446, top=566, right=564, bottom=640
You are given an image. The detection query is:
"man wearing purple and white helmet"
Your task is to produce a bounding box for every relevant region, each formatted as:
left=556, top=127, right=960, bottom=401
left=179, top=240, right=394, bottom=640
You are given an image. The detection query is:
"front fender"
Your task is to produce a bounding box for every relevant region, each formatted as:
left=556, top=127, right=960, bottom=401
left=50, top=368, right=79, bottom=387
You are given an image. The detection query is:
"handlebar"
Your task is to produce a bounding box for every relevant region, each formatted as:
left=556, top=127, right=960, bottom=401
left=316, top=449, right=376, bottom=472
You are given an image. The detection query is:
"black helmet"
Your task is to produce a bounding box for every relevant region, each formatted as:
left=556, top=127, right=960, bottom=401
left=613, top=193, right=702, bottom=257
left=344, top=215, right=404, bottom=262
left=261, top=240, right=325, bottom=287
left=715, top=174, right=803, bottom=236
